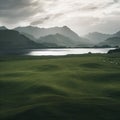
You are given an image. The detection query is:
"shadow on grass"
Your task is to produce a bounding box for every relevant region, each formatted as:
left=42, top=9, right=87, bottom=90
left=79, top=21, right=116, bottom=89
left=71, top=72, right=120, bottom=83
left=80, top=63, right=103, bottom=69
left=5, top=101, right=120, bottom=120
left=24, top=85, right=66, bottom=96
left=0, top=72, right=28, bottom=77
left=32, top=64, right=60, bottom=72
left=0, top=80, right=66, bottom=96
left=106, top=89, right=120, bottom=99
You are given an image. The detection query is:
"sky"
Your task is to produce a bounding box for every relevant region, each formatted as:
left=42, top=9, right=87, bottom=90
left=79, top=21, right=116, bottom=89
left=0, top=0, right=120, bottom=35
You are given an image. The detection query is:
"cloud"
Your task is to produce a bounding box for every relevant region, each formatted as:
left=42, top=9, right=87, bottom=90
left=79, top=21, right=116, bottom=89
left=0, top=0, right=44, bottom=27
left=0, top=0, right=120, bottom=34
left=114, top=0, right=120, bottom=3
left=30, top=16, right=51, bottom=25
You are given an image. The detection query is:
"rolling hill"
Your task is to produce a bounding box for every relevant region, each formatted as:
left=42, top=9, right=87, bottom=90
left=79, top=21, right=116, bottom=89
left=0, top=54, right=120, bottom=120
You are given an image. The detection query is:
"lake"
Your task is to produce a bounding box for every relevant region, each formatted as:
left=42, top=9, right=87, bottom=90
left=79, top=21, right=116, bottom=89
left=26, top=48, right=115, bottom=56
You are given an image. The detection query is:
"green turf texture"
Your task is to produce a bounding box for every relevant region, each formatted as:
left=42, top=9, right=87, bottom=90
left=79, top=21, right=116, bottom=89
left=0, top=54, right=120, bottom=120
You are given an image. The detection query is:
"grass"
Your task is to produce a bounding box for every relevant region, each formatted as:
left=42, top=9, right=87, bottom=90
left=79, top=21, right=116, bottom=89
left=0, top=54, right=120, bottom=120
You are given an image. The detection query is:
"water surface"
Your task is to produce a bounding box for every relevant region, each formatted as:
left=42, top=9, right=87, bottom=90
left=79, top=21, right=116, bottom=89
left=27, top=48, right=115, bottom=56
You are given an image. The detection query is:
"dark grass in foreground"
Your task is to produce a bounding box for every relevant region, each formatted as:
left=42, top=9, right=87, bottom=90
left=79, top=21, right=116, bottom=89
left=0, top=54, right=120, bottom=120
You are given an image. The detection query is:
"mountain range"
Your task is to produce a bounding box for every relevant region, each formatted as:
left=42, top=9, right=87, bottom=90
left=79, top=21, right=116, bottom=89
left=37, top=33, right=75, bottom=48
left=15, top=26, right=92, bottom=47
left=15, top=26, right=82, bottom=40
left=0, top=26, right=120, bottom=51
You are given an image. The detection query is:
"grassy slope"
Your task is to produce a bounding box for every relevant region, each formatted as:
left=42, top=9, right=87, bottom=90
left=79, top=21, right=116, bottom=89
left=0, top=54, right=120, bottom=120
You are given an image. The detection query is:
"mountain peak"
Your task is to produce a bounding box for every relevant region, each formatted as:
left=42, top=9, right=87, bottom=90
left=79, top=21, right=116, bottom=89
left=63, top=26, right=69, bottom=28
left=62, top=26, right=71, bottom=30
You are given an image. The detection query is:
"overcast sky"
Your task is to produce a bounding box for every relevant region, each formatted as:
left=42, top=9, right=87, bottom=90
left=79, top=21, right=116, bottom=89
left=0, top=0, right=120, bottom=35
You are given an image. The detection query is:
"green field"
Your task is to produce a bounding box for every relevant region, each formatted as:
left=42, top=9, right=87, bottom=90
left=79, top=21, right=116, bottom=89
left=0, top=54, right=120, bottom=120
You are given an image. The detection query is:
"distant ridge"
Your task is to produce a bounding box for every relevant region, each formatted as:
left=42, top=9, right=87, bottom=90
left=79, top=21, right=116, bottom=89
left=37, top=33, right=76, bottom=48
left=15, top=26, right=91, bottom=47
left=15, top=26, right=83, bottom=40
left=84, top=32, right=111, bottom=44
left=8, top=26, right=120, bottom=48
left=99, top=37, right=120, bottom=47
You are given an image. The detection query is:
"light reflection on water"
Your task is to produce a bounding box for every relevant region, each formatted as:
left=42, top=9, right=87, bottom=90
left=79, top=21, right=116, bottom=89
left=27, top=48, right=115, bottom=56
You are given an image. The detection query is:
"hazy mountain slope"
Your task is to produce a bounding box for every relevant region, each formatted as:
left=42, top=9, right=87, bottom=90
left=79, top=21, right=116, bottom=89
left=37, top=33, right=76, bottom=47
left=8, top=26, right=120, bottom=48
left=15, top=26, right=42, bottom=39
left=0, top=30, right=42, bottom=50
left=21, top=32, right=36, bottom=42
left=85, top=32, right=111, bottom=44
left=15, top=26, right=91, bottom=46
left=112, top=31, right=120, bottom=37
left=15, top=26, right=81, bottom=40
left=99, top=37, right=120, bottom=47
